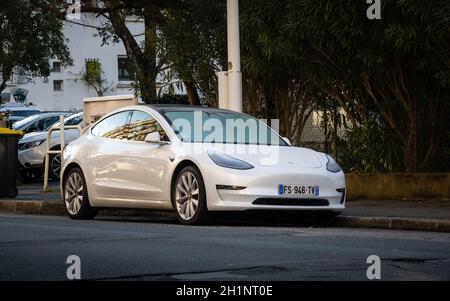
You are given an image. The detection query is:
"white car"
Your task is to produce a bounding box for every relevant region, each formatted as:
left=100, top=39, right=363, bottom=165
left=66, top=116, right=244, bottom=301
left=18, top=112, right=83, bottom=181
left=61, top=105, right=345, bottom=225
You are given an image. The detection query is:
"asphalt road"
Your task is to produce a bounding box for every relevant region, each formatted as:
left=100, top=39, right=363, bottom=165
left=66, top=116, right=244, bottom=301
left=0, top=213, right=449, bottom=281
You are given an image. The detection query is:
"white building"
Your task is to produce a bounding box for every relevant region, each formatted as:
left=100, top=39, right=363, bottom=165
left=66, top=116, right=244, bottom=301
left=1, top=14, right=145, bottom=111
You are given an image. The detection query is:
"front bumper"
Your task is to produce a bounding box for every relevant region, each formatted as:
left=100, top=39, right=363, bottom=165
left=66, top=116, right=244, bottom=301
left=201, top=164, right=346, bottom=212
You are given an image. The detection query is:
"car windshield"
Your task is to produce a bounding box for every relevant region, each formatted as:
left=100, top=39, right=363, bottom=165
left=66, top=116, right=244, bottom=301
left=46, top=113, right=83, bottom=130
left=162, top=110, right=287, bottom=146
left=12, top=114, right=42, bottom=130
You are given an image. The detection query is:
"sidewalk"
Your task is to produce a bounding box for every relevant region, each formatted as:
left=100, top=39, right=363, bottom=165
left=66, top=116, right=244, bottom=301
left=337, top=199, right=450, bottom=232
left=1, top=182, right=449, bottom=232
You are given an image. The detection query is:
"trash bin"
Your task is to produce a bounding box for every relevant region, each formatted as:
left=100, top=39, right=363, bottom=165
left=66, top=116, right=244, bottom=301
left=0, top=128, right=23, bottom=198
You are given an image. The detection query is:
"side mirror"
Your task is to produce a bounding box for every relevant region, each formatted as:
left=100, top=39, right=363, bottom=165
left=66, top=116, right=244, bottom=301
left=282, top=137, right=291, bottom=146
left=145, top=132, right=170, bottom=144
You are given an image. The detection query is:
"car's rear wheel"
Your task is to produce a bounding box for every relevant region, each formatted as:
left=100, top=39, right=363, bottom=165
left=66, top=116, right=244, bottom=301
left=63, top=167, right=97, bottom=220
left=172, top=166, right=208, bottom=225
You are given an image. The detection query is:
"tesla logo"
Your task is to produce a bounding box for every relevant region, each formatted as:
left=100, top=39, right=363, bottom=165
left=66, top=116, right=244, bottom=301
left=66, top=255, right=81, bottom=280
left=287, top=161, right=294, bottom=165
left=366, top=255, right=381, bottom=280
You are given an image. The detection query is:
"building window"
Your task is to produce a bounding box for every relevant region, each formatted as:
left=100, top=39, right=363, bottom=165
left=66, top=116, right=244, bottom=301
left=52, top=61, right=61, bottom=72
left=118, top=56, right=133, bottom=81
left=53, top=80, right=63, bottom=91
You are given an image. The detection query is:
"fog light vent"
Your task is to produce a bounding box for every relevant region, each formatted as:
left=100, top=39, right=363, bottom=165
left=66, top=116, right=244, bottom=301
left=216, top=185, right=246, bottom=190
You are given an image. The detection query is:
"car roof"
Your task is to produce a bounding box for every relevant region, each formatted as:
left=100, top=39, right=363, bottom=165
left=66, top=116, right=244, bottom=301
left=0, top=106, right=40, bottom=111
left=34, top=112, right=71, bottom=117
left=146, top=104, right=238, bottom=114
left=13, top=112, right=68, bottom=124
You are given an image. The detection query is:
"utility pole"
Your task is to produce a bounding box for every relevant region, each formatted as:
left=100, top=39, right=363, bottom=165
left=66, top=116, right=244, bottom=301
left=217, top=0, right=243, bottom=112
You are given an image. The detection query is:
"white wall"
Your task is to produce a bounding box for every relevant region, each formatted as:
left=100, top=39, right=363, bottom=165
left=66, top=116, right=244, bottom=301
left=3, top=14, right=145, bottom=111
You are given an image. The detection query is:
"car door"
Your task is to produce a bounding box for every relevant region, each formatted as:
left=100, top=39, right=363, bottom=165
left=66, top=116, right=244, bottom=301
left=87, top=110, right=132, bottom=202
left=113, top=110, right=173, bottom=202
left=88, top=110, right=173, bottom=203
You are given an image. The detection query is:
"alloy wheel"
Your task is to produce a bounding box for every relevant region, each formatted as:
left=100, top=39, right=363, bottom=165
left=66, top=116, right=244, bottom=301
left=64, top=172, right=84, bottom=215
left=51, top=154, right=61, bottom=178
left=175, top=171, right=199, bottom=220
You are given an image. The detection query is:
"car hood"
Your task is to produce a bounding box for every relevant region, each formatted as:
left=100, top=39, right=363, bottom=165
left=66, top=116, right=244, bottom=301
left=203, top=144, right=323, bottom=168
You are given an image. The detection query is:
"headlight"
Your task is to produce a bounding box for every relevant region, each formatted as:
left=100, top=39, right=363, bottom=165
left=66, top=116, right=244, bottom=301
left=207, top=150, right=254, bottom=170
left=19, top=139, right=46, bottom=151
left=326, top=155, right=342, bottom=173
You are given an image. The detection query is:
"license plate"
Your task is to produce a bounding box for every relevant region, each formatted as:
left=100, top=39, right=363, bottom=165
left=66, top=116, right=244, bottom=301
left=278, top=184, right=320, bottom=196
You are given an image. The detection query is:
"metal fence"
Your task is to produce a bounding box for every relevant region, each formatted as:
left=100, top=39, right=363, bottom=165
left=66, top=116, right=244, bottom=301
left=295, top=109, right=450, bottom=173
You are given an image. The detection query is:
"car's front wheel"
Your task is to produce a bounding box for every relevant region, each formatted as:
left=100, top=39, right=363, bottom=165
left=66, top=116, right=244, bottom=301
left=49, top=153, right=61, bottom=180
left=172, top=166, right=208, bottom=225
left=63, top=167, right=97, bottom=220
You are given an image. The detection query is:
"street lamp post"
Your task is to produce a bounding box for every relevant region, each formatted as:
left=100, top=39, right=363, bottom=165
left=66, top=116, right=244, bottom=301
left=217, top=0, right=243, bottom=112
left=227, top=0, right=243, bottom=112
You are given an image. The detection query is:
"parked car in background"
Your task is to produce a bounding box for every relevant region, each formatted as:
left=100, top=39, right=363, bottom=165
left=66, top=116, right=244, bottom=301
left=12, top=112, right=71, bottom=134
left=18, top=112, right=83, bottom=182
left=0, top=106, right=41, bottom=124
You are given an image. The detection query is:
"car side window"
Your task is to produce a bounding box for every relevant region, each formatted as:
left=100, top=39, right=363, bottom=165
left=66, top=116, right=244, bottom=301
left=92, top=111, right=131, bottom=140
left=26, top=120, right=42, bottom=132
left=127, top=110, right=168, bottom=142
left=65, top=115, right=83, bottom=126
left=44, top=116, right=59, bottom=129
left=28, top=118, right=52, bottom=132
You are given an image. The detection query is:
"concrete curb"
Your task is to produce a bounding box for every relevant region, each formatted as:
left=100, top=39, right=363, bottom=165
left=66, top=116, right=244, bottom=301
left=333, top=215, right=450, bottom=232
left=0, top=200, right=66, bottom=216
left=1, top=200, right=449, bottom=232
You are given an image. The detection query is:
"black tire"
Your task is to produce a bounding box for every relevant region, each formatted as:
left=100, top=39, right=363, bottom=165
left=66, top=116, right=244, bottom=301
left=62, top=167, right=97, bottom=220
left=171, top=165, right=209, bottom=225
left=7, top=187, right=18, bottom=198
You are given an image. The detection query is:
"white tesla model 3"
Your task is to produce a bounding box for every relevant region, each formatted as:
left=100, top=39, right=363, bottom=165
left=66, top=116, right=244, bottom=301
left=61, top=105, right=345, bottom=225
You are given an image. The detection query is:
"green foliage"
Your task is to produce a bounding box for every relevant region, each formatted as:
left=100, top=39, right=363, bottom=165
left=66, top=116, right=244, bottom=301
left=158, top=0, right=226, bottom=103
left=155, top=94, right=189, bottom=105
left=82, top=60, right=109, bottom=96
left=0, top=0, right=71, bottom=91
left=338, top=120, right=404, bottom=173
left=242, top=0, right=450, bottom=172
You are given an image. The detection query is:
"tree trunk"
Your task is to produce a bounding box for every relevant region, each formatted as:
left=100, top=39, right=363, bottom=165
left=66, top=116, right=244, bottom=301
left=0, top=66, right=12, bottom=93
left=263, top=80, right=278, bottom=131
left=403, top=99, right=418, bottom=172
left=106, top=4, right=158, bottom=104
left=141, top=7, right=158, bottom=103
left=0, top=79, right=7, bottom=93
left=185, top=82, right=200, bottom=105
